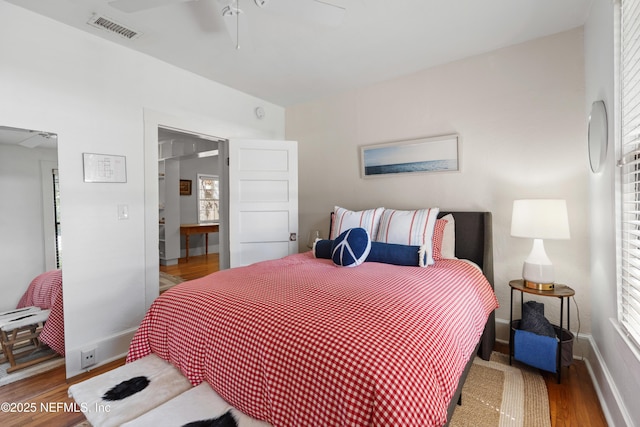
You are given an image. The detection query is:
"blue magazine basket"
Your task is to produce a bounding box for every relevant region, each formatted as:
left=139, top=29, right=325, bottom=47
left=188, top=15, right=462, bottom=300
left=514, top=329, right=558, bottom=372
left=512, top=321, right=574, bottom=373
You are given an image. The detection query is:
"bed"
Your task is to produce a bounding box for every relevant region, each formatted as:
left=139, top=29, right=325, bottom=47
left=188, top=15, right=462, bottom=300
left=127, top=210, right=497, bottom=426
left=15, top=269, right=65, bottom=356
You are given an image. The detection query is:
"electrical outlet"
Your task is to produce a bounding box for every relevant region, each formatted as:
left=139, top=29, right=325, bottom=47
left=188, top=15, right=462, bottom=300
left=81, top=348, right=96, bottom=369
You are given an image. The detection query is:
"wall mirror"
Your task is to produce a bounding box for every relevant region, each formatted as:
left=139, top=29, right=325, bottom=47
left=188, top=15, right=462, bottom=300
left=0, top=125, right=64, bottom=374
left=588, top=100, right=608, bottom=173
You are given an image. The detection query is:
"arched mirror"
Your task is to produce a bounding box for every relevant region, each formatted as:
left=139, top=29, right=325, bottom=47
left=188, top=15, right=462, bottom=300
left=588, top=100, right=608, bottom=173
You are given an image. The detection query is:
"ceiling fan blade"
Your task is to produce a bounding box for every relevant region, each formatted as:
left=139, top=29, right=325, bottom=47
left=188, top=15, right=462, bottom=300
left=256, top=0, right=345, bottom=26
left=108, top=0, right=192, bottom=13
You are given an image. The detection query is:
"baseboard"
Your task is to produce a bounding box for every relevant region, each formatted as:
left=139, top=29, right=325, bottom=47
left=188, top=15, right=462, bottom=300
left=495, top=317, right=510, bottom=345
left=65, top=327, right=137, bottom=378
left=581, top=335, right=623, bottom=427
left=584, top=321, right=639, bottom=427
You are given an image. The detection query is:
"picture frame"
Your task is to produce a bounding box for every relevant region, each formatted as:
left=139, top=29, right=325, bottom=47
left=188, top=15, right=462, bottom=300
left=82, top=153, right=127, bottom=183
left=180, top=179, right=192, bottom=196
left=360, top=134, right=459, bottom=178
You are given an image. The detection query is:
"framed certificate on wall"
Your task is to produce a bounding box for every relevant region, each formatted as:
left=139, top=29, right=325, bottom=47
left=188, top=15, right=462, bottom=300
left=83, top=153, right=127, bottom=183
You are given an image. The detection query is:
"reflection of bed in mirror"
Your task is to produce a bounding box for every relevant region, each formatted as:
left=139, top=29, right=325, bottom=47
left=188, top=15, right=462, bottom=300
left=124, top=210, right=497, bottom=426
left=15, top=269, right=66, bottom=356
left=0, top=270, right=65, bottom=372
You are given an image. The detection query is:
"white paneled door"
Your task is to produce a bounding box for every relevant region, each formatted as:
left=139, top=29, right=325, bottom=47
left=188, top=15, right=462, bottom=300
left=228, top=139, right=298, bottom=268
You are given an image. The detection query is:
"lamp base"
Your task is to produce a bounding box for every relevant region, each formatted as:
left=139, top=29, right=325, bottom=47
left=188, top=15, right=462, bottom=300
left=522, top=244, right=555, bottom=290
left=524, top=280, right=555, bottom=291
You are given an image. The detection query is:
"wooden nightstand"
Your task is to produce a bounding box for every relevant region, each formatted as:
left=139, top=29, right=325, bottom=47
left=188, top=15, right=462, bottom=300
left=509, top=279, right=575, bottom=383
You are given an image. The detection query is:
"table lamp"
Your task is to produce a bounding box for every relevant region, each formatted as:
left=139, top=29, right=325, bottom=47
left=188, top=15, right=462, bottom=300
left=511, top=199, right=570, bottom=290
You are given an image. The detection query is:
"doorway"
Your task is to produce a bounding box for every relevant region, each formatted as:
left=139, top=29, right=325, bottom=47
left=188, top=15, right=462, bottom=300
left=142, top=110, right=298, bottom=309
left=157, top=127, right=225, bottom=282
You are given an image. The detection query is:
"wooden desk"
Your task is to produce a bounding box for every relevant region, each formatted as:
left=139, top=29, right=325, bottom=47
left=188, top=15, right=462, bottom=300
left=180, top=223, right=219, bottom=261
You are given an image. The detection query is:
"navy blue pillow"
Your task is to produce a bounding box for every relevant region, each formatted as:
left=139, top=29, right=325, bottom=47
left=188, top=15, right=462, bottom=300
left=316, top=239, right=426, bottom=267
left=313, top=239, right=333, bottom=259
left=366, top=242, right=426, bottom=266
left=331, top=228, right=371, bottom=267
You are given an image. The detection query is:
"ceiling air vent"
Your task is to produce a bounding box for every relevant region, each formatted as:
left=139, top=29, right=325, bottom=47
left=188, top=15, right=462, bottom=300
left=87, top=14, right=141, bottom=40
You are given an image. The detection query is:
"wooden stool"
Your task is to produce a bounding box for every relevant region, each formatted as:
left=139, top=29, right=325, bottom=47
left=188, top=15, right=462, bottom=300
left=0, top=307, right=58, bottom=373
left=0, top=307, right=42, bottom=364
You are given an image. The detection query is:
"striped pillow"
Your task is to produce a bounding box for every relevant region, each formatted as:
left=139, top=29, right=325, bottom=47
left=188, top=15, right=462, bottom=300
left=440, top=214, right=456, bottom=259
left=432, top=218, right=448, bottom=261
left=374, top=208, right=440, bottom=266
left=330, top=206, right=384, bottom=240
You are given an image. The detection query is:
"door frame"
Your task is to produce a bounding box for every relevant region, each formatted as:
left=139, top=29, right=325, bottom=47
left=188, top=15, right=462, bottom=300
left=142, top=109, right=286, bottom=307
left=143, top=109, right=232, bottom=309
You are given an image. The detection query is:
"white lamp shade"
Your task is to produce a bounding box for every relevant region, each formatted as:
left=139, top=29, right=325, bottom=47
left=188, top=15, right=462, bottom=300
left=511, top=199, right=570, bottom=287
left=511, top=199, right=570, bottom=240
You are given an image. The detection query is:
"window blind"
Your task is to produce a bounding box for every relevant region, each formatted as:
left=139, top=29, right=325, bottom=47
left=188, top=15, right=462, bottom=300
left=620, top=0, right=640, bottom=349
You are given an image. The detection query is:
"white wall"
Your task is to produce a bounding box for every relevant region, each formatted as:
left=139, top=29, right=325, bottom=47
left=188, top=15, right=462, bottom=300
left=0, top=144, right=58, bottom=311
left=0, top=1, right=284, bottom=377
left=287, top=28, right=590, bottom=347
left=585, top=0, right=639, bottom=425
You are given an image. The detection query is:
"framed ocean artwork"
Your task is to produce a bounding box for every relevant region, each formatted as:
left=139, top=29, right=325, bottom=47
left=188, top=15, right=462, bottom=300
left=360, top=134, right=459, bottom=178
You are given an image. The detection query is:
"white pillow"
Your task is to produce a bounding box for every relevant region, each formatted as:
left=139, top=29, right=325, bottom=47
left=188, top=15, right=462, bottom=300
left=440, top=213, right=456, bottom=259
left=330, top=206, right=384, bottom=240
left=375, top=208, right=440, bottom=265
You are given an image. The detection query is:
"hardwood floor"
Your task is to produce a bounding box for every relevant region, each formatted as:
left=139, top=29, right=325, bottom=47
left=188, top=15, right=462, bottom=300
left=160, top=253, right=219, bottom=281
left=0, top=358, right=126, bottom=427
left=544, top=362, right=609, bottom=427
left=0, top=255, right=609, bottom=426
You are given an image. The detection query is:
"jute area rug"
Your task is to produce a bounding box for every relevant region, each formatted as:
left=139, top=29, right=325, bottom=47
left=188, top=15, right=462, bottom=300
left=159, top=271, right=184, bottom=293
left=450, top=352, right=551, bottom=427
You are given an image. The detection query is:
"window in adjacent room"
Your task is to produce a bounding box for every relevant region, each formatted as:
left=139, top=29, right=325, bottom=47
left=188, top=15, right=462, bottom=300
left=619, top=0, right=640, bottom=349
left=198, top=174, right=219, bottom=224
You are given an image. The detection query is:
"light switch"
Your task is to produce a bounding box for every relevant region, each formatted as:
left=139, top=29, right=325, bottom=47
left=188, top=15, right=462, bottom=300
left=118, top=204, right=129, bottom=220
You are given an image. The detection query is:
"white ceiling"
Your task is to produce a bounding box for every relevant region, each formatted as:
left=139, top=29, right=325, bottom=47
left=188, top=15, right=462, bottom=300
left=7, top=0, right=592, bottom=107
left=0, top=126, right=58, bottom=149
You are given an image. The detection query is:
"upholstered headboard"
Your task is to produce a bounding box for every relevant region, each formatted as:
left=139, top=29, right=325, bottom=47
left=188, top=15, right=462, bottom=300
left=438, top=211, right=494, bottom=287
left=439, top=211, right=495, bottom=361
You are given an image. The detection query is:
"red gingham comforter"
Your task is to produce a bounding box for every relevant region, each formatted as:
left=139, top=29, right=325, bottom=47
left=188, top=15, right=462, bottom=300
left=16, top=269, right=65, bottom=356
left=127, top=253, right=498, bottom=426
